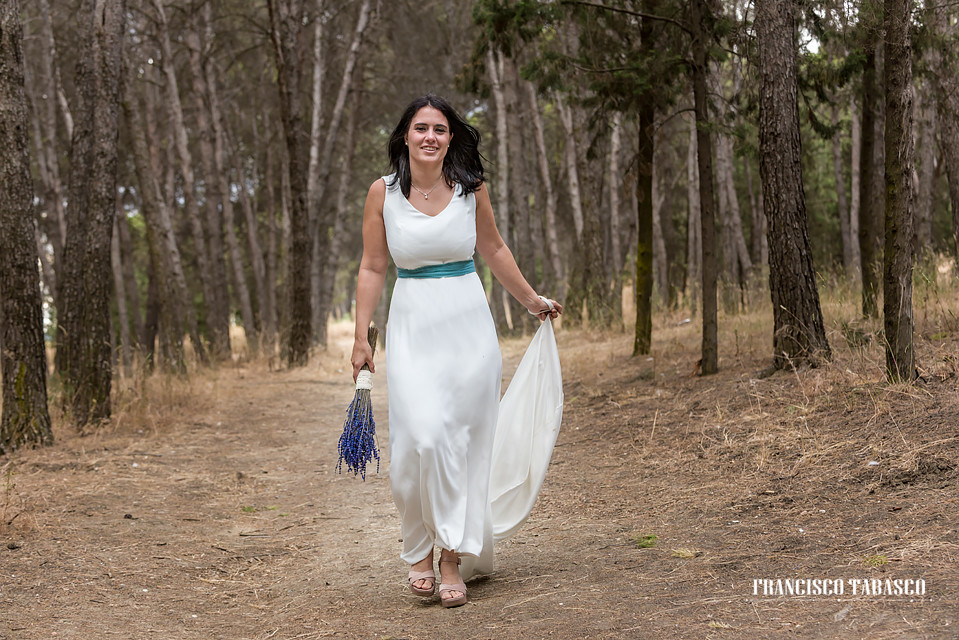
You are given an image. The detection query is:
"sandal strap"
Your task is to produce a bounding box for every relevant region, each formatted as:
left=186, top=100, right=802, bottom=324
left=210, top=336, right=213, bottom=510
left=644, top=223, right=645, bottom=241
left=438, top=556, right=461, bottom=565
left=439, top=581, right=467, bottom=594
left=408, top=569, right=435, bottom=582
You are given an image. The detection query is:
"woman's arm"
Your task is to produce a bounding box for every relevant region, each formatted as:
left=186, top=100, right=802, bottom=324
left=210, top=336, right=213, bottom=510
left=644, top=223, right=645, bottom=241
left=474, top=183, right=562, bottom=320
left=351, top=179, right=389, bottom=380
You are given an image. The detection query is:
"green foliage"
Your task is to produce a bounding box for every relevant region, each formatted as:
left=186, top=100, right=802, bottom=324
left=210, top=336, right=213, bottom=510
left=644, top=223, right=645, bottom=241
left=471, top=0, right=687, bottom=115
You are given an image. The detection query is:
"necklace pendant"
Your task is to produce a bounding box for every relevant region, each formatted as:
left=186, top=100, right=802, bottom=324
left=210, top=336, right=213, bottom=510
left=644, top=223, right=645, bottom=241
left=424, top=194, right=428, bottom=200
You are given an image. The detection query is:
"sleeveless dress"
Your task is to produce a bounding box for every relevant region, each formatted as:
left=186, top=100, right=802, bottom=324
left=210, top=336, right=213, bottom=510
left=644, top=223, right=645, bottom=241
left=382, top=174, right=563, bottom=580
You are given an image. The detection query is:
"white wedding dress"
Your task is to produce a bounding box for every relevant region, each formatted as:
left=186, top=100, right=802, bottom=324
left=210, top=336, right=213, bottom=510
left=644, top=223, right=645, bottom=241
left=382, top=175, right=563, bottom=579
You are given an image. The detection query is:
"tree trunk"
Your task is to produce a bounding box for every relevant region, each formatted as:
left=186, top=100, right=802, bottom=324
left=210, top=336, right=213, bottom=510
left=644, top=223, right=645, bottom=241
left=185, top=5, right=232, bottom=358
left=652, top=128, right=669, bottom=304
left=686, top=114, right=702, bottom=312
left=123, top=89, right=188, bottom=374
left=506, top=65, right=537, bottom=334
left=487, top=48, right=512, bottom=333
left=151, top=0, right=228, bottom=358
left=525, top=82, right=564, bottom=297
left=915, top=78, right=936, bottom=251
left=931, top=1, right=959, bottom=259
left=633, top=81, right=655, bottom=352
left=318, top=91, right=361, bottom=346
left=859, top=42, right=883, bottom=317
left=194, top=3, right=257, bottom=351
left=27, top=0, right=68, bottom=303
left=556, top=95, right=585, bottom=240
left=278, top=130, right=293, bottom=352
left=882, top=0, right=916, bottom=382
left=142, top=252, right=159, bottom=367
left=744, top=156, right=767, bottom=270
left=59, top=0, right=126, bottom=428
left=117, top=209, right=144, bottom=352
left=832, top=102, right=854, bottom=273
left=268, top=0, right=312, bottom=366
left=609, top=112, right=624, bottom=277
left=310, top=0, right=372, bottom=346
left=849, top=99, right=862, bottom=282
left=719, top=133, right=753, bottom=305
left=232, top=125, right=267, bottom=342
left=0, top=0, right=54, bottom=453
left=139, top=57, right=207, bottom=364
left=111, top=213, right=132, bottom=376
left=260, top=111, right=279, bottom=349
left=755, top=0, right=830, bottom=369
left=690, top=0, right=719, bottom=374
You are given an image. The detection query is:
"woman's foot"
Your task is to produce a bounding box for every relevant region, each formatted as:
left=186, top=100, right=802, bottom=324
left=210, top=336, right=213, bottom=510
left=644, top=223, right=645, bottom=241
left=438, top=551, right=467, bottom=608
left=408, top=551, right=435, bottom=596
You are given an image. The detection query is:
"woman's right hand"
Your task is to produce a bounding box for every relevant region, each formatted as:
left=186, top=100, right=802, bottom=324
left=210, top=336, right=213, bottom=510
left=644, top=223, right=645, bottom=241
left=351, top=338, right=375, bottom=382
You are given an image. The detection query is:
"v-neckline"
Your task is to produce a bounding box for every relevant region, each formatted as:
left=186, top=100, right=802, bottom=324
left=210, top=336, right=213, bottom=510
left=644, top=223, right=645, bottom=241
left=404, top=183, right=459, bottom=218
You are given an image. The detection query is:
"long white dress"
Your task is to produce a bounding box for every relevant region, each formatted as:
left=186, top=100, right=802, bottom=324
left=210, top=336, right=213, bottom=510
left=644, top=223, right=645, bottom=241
left=382, top=175, right=562, bottom=580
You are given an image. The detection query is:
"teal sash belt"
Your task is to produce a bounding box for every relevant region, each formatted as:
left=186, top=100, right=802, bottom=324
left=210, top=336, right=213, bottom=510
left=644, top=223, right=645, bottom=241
left=397, top=259, right=475, bottom=279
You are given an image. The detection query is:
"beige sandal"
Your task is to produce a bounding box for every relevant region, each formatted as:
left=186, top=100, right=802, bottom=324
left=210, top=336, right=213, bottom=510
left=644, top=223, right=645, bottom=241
left=438, top=556, right=467, bottom=608
left=408, top=567, right=435, bottom=596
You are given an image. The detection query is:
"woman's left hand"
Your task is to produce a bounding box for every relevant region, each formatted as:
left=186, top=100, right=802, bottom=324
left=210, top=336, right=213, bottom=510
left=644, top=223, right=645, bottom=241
left=528, top=296, right=562, bottom=321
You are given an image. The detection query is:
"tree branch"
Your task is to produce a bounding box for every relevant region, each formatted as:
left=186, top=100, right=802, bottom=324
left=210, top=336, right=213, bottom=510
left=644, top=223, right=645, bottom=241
left=561, top=0, right=691, bottom=35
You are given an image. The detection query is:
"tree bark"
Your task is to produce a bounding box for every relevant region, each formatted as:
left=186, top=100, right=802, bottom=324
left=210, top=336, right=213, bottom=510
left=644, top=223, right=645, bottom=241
left=717, top=133, right=753, bottom=306
left=123, top=88, right=188, bottom=374
left=318, top=90, right=361, bottom=347
left=609, top=111, right=624, bottom=278
left=744, top=156, right=767, bottom=270
left=832, top=102, right=855, bottom=273
left=310, top=0, right=372, bottom=346
left=151, top=0, right=228, bottom=359
left=59, top=0, right=126, bottom=427
left=882, top=0, right=916, bottom=381
left=0, top=0, right=54, bottom=453
left=232, top=124, right=267, bottom=343
left=915, top=78, right=936, bottom=251
left=755, top=0, right=830, bottom=369
left=556, top=95, right=586, bottom=240
left=185, top=3, right=232, bottom=357
left=116, top=209, right=143, bottom=350
left=690, top=0, right=719, bottom=374
left=260, top=109, right=279, bottom=348
left=652, top=130, right=669, bottom=303
left=859, top=41, right=883, bottom=317
left=487, top=48, right=512, bottom=332
left=526, top=82, right=564, bottom=297
left=268, top=0, right=312, bottom=366
left=506, top=64, right=537, bottom=334
left=931, top=0, right=959, bottom=259
left=139, top=56, right=207, bottom=364
left=686, top=114, right=702, bottom=312
left=633, top=29, right=655, bottom=351
left=27, top=0, right=68, bottom=301
left=849, top=99, right=862, bottom=282
left=111, top=213, right=132, bottom=375
left=193, top=2, right=257, bottom=350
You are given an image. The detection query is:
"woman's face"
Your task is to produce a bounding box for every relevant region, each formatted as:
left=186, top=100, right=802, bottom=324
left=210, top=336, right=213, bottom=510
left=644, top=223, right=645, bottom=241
left=405, top=106, right=452, bottom=167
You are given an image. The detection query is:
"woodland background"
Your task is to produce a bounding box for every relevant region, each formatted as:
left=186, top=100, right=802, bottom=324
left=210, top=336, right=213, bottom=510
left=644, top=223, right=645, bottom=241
left=1, top=0, right=959, bottom=446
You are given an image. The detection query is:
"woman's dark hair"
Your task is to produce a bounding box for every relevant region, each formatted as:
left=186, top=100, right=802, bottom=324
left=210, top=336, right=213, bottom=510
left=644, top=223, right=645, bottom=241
left=387, top=94, right=485, bottom=197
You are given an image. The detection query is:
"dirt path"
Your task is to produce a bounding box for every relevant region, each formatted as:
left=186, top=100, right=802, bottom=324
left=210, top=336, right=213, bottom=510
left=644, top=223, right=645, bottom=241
left=2, top=320, right=958, bottom=639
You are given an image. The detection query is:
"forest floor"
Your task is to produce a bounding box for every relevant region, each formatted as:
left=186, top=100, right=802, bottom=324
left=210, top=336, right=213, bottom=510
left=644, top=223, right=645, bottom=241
left=2, top=280, right=959, bottom=640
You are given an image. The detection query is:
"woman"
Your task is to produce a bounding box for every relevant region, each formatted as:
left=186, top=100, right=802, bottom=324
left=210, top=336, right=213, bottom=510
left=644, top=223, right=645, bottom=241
left=351, top=94, right=561, bottom=608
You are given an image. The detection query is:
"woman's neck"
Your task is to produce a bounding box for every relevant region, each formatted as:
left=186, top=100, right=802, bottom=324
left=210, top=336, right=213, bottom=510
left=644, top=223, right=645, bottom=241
left=409, top=159, right=443, bottom=189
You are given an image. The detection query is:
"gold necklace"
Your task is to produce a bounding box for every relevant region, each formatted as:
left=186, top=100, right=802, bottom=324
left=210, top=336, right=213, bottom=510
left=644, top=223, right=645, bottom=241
left=411, top=177, right=442, bottom=200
